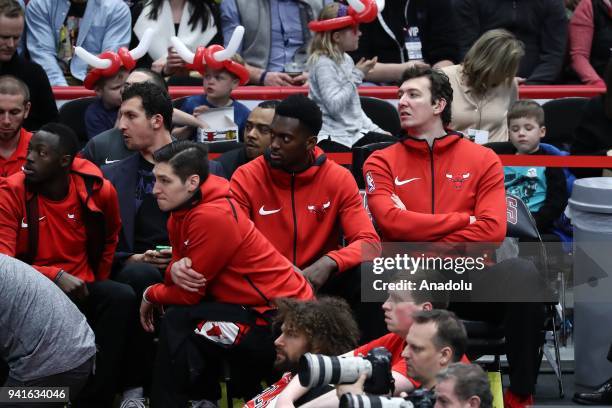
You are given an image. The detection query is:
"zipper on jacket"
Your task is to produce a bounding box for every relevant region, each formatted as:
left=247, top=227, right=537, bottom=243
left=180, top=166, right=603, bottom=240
left=291, top=174, right=298, bottom=264
left=429, top=143, right=435, bottom=213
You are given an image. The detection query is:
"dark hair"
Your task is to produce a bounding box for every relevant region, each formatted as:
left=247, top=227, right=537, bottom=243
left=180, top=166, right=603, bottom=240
left=390, top=269, right=450, bottom=309
left=275, top=94, right=323, bottom=136
left=130, top=67, right=168, bottom=91
left=153, top=141, right=209, bottom=184
left=38, top=123, right=79, bottom=158
left=507, top=100, right=545, bottom=127
left=144, top=0, right=220, bottom=33
left=0, top=0, right=23, bottom=18
left=258, top=99, right=281, bottom=110
left=412, top=309, right=467, bottom=362
left=122, top=81, right=173, bottom=131
left=436, top=364, right=493, bottom=408
left=275, top=297, right=359, bottom=355
left=0, top=75, right=29, bottom=103
left=401, top=65, right=453, bottom=126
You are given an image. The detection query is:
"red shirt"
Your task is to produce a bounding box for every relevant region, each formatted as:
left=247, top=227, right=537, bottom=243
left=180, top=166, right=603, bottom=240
left=0, top=129, right=32, bottom=178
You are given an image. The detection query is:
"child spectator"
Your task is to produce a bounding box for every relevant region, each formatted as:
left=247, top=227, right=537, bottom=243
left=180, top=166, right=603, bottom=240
left=178, top=53, right=250, bottom=141
left=505, top=100, right=568, bottom=235
left=84, top=67, right=128, bottom=139
left=307, top=1, right=396, bottom=152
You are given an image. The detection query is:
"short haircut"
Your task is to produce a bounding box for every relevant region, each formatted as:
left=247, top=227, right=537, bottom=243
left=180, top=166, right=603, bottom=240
left=130, top=67, right=168, bottom=91
left=507, top=100, right=545, bottom=126
left=275, top=94, right=323, bottom=136
left=153, top=141, right=210, bottom=184
left=436, top=363, right=493, bottom=408
left=401, top=65, right=453, bottom=127
left=122, top=81, right=173, bottom=131
left=258, top=99, right=281, bottom=110
left=38, top=123, right=79, bottom=158
left=0, top=0, right=23, bottom=18
left=412, top=309, right=467, bottom=362
left=274, top=296, right=359, bottom=355
left=390, top=269, right=450, bottom=309
left=0, top=75, right=29, bottom=103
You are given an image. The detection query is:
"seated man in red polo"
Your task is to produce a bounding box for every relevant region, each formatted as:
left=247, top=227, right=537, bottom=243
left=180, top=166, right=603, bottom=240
left=0, top=75, right=31, bottom=177
left=139, top=141, right=314, bottom=407
left=0, top=123, right=135, bottom=408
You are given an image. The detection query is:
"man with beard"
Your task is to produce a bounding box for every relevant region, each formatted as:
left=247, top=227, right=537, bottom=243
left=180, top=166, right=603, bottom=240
left=0, top=75, right=31, bottom=177
left=244, top=297, right=359, bottom=408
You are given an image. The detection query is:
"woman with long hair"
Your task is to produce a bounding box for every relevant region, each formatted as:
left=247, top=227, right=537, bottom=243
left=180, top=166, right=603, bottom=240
left=441, top=29, right=525, bottom=143
left=131, top=0, right=222, bottom=75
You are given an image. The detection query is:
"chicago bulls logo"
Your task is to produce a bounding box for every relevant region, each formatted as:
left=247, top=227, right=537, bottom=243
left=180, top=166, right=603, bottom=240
left=307, top=200, right=331, bottom=221
left=446, top=172, right=470, bottom=190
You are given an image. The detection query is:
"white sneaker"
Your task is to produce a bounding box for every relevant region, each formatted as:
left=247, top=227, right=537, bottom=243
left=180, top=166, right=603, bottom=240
left=119, top=397, right=147, bottom=408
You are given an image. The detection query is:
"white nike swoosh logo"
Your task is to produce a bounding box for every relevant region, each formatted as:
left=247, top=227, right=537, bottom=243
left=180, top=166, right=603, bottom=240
left=184, top=240, right=189, bottom=246
left=105, top=158, right=120, bottom=164
left=259, top=206, right=281, bottom=216
left=20, top=218, right=27, bottom=228
left=39, top=216, right=45, bottom=221
left=394, top=177, right=421, bottom=186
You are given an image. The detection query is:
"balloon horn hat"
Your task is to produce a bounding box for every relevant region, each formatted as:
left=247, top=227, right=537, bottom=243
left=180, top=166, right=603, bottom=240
left=76, top=28, right=155, bottom=90
left=308, top=0, right=385, bottom=32
left=170, top=25, right=249, bottom=85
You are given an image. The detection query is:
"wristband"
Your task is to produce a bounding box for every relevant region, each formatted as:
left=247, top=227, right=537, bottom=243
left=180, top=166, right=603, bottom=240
left=142, top=287, right=153, bottom=304
left=259, top=70, right=268, bottom=85
left=54, top=269, right=65, bottom=283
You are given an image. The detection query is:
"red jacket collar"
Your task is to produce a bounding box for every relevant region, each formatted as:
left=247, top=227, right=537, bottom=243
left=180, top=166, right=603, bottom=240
left=263, top=146, right=328, bottom=188
left=171, top=175, right=231, bottom=217
left=401, top=130, right=464, bottom=153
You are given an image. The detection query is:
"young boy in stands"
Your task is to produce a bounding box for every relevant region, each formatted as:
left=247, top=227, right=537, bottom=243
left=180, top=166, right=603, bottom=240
left=505, top=100, right=568, bottom=236
left=178, top=54, right=251, bottom=141
left=84, top=67, right=129, bottom=139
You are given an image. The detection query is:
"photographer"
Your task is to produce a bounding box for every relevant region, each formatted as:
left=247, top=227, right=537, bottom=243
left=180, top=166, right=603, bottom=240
left=244, top=297, right=360, bottom=408
left=277, top=271, right=458, bottom=407
left=435, top=363, right=493, bottom=408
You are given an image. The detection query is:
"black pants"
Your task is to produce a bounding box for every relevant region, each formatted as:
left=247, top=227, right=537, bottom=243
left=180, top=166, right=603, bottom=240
left=72, top=280, right=136, bottom=408
left=113, top=262, right=163, bottom=391
left=317, top=132, right=398, bottom=152
left=151, top=303, right=276, bottom=408
left=449, top=258, right=547, bottom=396
left=319, top=266, right=387, bottom=343
left=0, top=357, right=94, bottom=408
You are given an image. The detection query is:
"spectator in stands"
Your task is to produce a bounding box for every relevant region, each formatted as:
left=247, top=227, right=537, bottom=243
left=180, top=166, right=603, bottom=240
left=0, top=123, right=135, bottom=408
left=84, top=67, right=129, bottom=140
left=363, top=65, right=545, bottom=408
left=276, top=270, right=455, bottom=406
left=442, top=29, right=524, bottom=143
left=307, top=3, right=395, bottom=151
left=0, top=254, right=96, bottom=406
left=217, top=99, right=279, bottom=178
left=571, top=58, right=612, bottom=178
left=141, top=141, right=313, bottom=406
left=131, top=0, right=222, bottom=76
left=0, top=76, right=31, bottom=178
left=245, top=297, right=360, bottom=408
left=81, top=68, right=206, bottom=167
left=227, top=94, right=382, bottom=339
left=176, top=53, right=251, bottom=141
left=505, top=100, right=568, bottom=235
left=0, top=0, right=58, bottom=130
left=455, top=0, right=568, bottom=84
left=435, top=363, right=494, bottom=408
left=569, top=0, right=612, bottom=87
left=349, top=0, right=460, bottom=71
left=26, top=0, right=132, bottom=86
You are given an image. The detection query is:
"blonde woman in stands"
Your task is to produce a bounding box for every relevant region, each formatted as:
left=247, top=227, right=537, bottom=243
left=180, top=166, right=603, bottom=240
left=441, top=29, right=524, bottom=143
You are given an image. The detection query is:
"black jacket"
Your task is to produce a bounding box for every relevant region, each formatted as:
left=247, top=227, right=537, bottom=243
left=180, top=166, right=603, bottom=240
left=571, top=95, right=612, bottom=178
left=216, top=146, right=249, bottom=179
left=80, top=127, right=133, bottom=167
left=456, top=0, right=568, bottom=84
left=0, top=53, right=58, bottom=131
left=350, top=0, right=460, bottom=67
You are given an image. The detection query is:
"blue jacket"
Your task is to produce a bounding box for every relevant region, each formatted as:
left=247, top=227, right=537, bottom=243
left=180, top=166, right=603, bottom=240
left=102, top=153, right=225, bottom=263
left=26, top=0, right=131, bottom=86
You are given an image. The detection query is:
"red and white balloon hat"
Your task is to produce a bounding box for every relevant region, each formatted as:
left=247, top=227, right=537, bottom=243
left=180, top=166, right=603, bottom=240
left=76, top=28, right=155, bottom=90
left=308, top=0, right=384, bottom=32
left=170, top=26, right=249, bottom=85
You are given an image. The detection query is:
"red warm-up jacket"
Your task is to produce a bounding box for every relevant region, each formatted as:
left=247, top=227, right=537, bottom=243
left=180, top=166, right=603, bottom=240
left=0, top=158, right=121, bottom=281
left=146, top=175, right=314, bottom=313
left=230, top=147, right=380, bottom=273
left=363, top=133, right=506, bottom=243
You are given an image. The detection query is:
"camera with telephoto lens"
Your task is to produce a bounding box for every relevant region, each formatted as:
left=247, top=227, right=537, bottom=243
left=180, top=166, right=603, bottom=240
left=339, top=388, right=436, bottom=408
left=298, top=347, right=394, bottom=395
